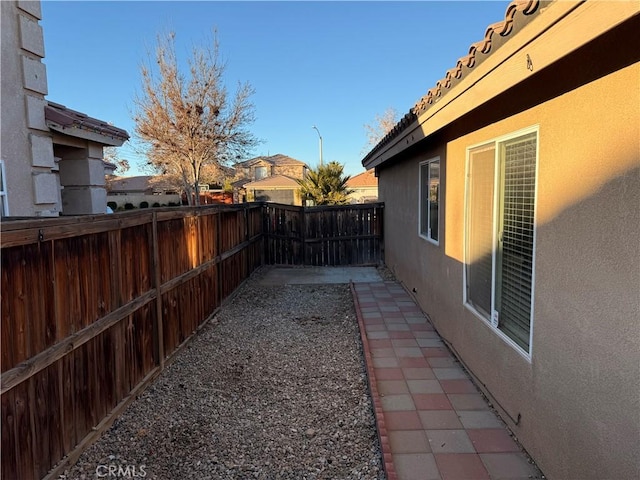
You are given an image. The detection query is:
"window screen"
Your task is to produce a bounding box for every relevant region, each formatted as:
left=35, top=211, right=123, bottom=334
left=466, top=145, right=495, bottom=317
left=496, top=133, right=537, bottom=350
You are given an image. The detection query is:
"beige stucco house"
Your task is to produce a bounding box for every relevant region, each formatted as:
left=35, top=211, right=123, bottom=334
left=1, top=1, right=128, bottom=217
left=234, top=154, right=309, bottom=205
left=363, top=1, right=639, bottom=479
left=346, top=169, right=378, bottom=204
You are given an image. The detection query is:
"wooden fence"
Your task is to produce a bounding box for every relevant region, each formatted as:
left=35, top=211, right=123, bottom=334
left=264, top=203, right=384, bottom=266
left=0, top=201, right=383, bottom=479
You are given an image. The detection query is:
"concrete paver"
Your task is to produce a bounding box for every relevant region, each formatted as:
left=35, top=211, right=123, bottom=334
left=351, top=281, right=543, bottom=480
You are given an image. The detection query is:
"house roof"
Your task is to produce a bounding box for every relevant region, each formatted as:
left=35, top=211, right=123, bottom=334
left=346, top=170, right=378, bottom=188
left=243, top=174, right=300, bottom=189
left=108, top=175, right=176, bottom=193
left=109, top=176, right=153, bottom=192
left=362, top=0, right=541, bottom=168
left=235, top=154, right=307, bottom=168
left=45, top=101, right=129, bottom=146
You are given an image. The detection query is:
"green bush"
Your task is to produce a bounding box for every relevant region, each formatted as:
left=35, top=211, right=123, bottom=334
left=107, top=201, right=118, bottom=210
left=152, top=202, right=160, bottom=207
left=139, top=201, right=149, bottom=208
left=124, top=203, right=135, bottom=210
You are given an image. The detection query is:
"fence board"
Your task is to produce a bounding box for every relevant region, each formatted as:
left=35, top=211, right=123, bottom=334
left=60, top=352, right=75, bottom=455
left=1, top=388, right=17, bottom=480
left=14, top=380, right=33, bottom=479
left=32, top=367, right=50, bottom=479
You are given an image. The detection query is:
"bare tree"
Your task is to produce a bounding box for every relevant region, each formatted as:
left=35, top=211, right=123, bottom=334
left=362, top=107, right=400, bottom=154
left=134, top=31, right=258, bottom=205
left=103, top=146, right=130, bottom=175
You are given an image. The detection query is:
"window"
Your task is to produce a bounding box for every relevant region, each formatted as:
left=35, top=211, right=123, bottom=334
left=419, top=158, right=440, bottom=243
left=0, top=161, right=7, bottom=217
left=464, top=128, right=538, bottom=355
left=255, top=166, right=268, bottom=180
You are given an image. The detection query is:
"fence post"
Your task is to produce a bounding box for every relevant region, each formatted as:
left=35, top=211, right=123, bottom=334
left=151, top=212, right=165, bottom=369
left=216, top=210, right=223, bottom=302
left=243, top=206, right=249, bottom=277
left=301, top=206, right=307, bottom=266
left=262, top=203, right=269, bottom=265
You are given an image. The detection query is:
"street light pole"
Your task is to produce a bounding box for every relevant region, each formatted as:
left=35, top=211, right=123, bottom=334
left=312, top=125, right=323, bottom=166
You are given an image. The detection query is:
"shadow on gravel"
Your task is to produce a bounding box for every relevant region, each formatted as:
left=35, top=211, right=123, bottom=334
left=63, top=271, right=385, bottom=480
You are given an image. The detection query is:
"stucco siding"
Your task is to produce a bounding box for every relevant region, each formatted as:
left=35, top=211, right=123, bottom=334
left=2, top=1, right=35, bottom=215
left=378, top=61, right=639, bottom=479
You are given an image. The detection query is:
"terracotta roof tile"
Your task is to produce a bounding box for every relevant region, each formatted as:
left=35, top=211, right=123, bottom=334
left=235, top=154, right=307, bottom=168
left=108, top=175, right=175, bottom=193
left=363, top=0, right=541, bottom=164
left=45, top=101, right=129, bottom=141
left=243, top=174, right=300, bottom=189
left=346, top=170, right=378, bottom=188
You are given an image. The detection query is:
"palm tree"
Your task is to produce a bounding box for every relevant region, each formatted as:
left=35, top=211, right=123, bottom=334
left=297, top=161, right=354, bottom=206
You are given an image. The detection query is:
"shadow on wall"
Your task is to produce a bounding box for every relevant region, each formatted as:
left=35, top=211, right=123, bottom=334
left=429, top=165, right=640, bottom=480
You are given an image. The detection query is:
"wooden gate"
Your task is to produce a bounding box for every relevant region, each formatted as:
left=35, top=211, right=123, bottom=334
left=263, top=203, right=384, bottom=266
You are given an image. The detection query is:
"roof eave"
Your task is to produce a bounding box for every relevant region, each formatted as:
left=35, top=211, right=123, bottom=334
left=47, top=122, right=128, bottom=147
left=364, top=1, right=640, bottom=170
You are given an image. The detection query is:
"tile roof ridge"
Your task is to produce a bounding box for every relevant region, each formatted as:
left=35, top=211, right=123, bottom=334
left=414, top=0, right=539, bottom=117
left=364, top=0, right=541, bottom=164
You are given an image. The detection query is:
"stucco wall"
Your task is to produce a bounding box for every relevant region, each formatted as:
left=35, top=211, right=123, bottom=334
left=348, top=187, right=378, bottom=204
left=1, top=0, right=59, bottom=216
left=273, top=163, right=306, bottom=179
left=379, top=60, right=639, bottom=479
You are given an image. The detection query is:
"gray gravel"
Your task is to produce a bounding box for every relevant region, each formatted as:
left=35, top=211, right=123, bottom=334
left=61, top=270, right=384, bottom=480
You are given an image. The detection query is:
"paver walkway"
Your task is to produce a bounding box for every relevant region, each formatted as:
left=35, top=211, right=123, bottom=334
left=351, top=281, right=542, bottom=480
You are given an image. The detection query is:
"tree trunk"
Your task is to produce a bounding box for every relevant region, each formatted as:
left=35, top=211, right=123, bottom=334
left=194, top=184, right=201, bottom=206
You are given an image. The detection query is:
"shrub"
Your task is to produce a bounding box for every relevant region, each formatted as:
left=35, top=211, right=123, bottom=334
left=139, top=201, right=149, bottom=208
left=152, top=202, right=160, bottom=207
left=124, top=203, right=135, bottom=210
left=107, top=201, right=118, bottom=210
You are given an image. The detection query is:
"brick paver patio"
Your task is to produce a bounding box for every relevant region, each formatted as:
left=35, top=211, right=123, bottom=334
left=351, top=281, right=543, bottom=480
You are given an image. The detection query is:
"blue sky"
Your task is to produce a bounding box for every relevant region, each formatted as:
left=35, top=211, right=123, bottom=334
left=41, top=1, right=509, bottom=177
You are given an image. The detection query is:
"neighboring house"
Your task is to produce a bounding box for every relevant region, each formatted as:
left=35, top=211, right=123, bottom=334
left=346, top=169, right=378, bottom=204
left=235, top=153, right=308, bottom=181
left=233, top=154, right=309, bottom=205
left=243, top=174, right=303, bottom=205
left=106, top=175, right=181, bottom=209
left=108, top=175, right=177, bottom=195
left=362, top=2, right=639, bottom=480
left=1, top=1, right=129, bottom=216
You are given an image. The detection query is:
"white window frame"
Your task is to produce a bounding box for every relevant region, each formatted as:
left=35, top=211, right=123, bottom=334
left=418, top=156, right=440, bottom=245
left=0, top=160, right=8, bottom=217
left=255, top=166, right=268, bottom=180
left=462, top=126, right=539, bottom=360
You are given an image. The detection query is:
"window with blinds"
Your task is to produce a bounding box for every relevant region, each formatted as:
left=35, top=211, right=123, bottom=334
left=465, top=129, right=538, bottom=354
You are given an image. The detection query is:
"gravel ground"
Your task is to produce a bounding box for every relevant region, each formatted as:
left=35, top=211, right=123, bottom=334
left=61, top=269, right=385, bottom=480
